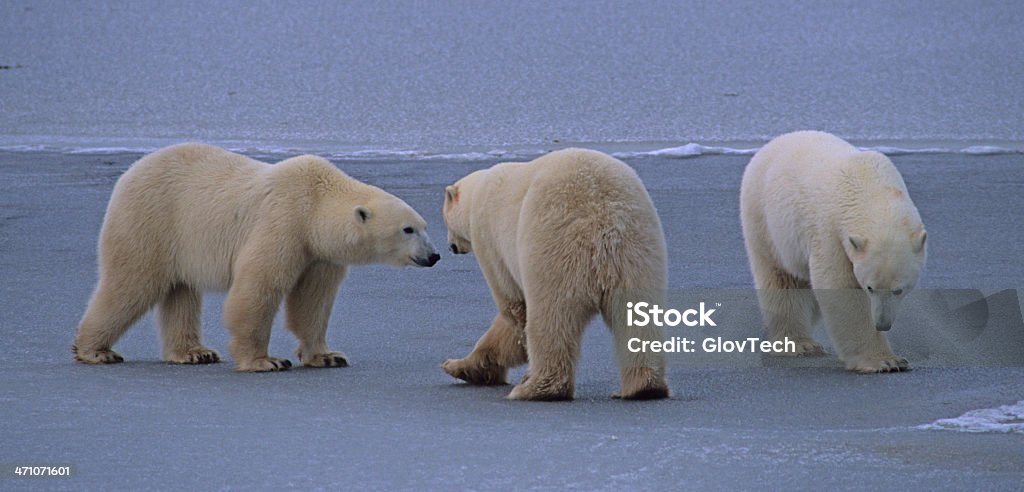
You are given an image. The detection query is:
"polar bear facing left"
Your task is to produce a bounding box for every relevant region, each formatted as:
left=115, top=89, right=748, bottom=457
left=442, top=148, right=669, bottom=400
left=73, top=144, right=439, bottom=371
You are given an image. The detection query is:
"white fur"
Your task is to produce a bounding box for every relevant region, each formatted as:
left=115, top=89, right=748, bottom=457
left=441, top=148, right=669, bottom=400
left=740, top=131, right=927, bottom=373
left=73, top=143, right=438, bottom=371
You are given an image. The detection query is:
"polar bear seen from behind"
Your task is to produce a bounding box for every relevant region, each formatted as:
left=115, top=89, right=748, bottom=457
left=442, top=148, right=669, bottom=400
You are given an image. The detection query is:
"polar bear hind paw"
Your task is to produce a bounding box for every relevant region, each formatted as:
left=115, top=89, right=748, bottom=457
left=72, top=346, right=125, bottom=364
left=612, top=386, right=670, bottom=400
left=507, top=376, right=573, bottom=401
left=441, top=358, right=508, bottom=385
left=613, top=367, right=670, bottom=400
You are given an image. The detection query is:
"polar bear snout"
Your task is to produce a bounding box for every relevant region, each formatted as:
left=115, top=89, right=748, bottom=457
left=872, top=304, right=896, bottom=331
left=412, top=253, right=441, bottom=267
left=868, top=291, right=903, bottom=331
left=401, top=225, right=439, bottom=267
left=409, top=239, right=440, bottom=267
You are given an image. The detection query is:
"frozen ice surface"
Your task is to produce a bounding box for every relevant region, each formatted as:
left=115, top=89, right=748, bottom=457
left=1, top=0, right=1023, bottom=152
left=0, top=151, right=1022, bottom=489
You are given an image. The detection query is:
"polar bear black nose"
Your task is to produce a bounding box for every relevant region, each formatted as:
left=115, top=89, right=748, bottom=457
left=412, top=253, right=440, bottom=267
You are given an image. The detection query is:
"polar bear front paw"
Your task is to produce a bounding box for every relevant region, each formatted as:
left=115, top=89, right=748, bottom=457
left=441, top=358, right=508, bottom=385
left=302, top=351, right=350, bottom=368
left=849, top=356, right=910, bottom=374
left=167, top=347, right=220, bottom=364
left=72, top=346, right=125, bottom=364
left=237, top=357, right=292, bottom=372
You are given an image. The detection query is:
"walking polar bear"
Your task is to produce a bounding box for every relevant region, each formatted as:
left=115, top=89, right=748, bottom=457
left=74, top=144, right=439, bottom=371
left=740, top=131, right=927, bottom=373
left=441, top=148, right=670, bottom=400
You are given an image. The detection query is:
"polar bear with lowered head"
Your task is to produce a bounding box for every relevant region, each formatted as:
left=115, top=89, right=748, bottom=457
left=441, top=148, right=669, bottom=400
left=740, top=131, right=927, bottom=373
left=74, top=143, right=439, bottom=371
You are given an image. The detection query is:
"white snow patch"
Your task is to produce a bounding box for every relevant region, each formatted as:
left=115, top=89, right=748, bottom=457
left=959, top=145, right=1012, bottom=155
left=917, top=401, right=1024, bottom=434
left=612, top=143, right=759, bottom=159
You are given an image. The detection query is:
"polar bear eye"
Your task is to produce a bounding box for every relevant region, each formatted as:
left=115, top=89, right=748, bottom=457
left=866, top=286, right=874, bottom=293
left=402, top=226, right=415, bottom=235
left=893, top=288, right=903, bottom=296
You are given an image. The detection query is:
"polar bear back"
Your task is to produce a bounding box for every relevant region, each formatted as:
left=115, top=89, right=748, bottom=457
left=100, top=143, right=347, bottom=291
left=468, top=148, right=665, bottom=296
left=741, top=130, right=922, bottom=281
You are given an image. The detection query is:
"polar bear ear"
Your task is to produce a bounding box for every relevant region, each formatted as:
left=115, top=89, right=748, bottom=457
left=354, top=206, right=371, bottom=223
left=444, top=185, right=458, bottom=205
left=913, top=230, right=927, bottom=253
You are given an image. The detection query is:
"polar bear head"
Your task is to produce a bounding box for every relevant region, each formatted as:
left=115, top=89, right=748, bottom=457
left=843, top=229, right=927, bottom=331
left=314, top=185, right=439, bottom=268
left=442, top=170, right=486, bottom=255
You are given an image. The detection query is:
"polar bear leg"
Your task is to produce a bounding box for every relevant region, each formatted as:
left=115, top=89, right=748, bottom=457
left=73, top=276, right=163, bottom=364
left=507, top=297, right=589, bottom=401
left=285, top=262, right=349, bottom=368
left=810, top=260, right=909, bottom=373
left=224, top=271, right=290, bottom=372
left=159, top=284, right=219, bottom=364
left=442, top=300, right=527, bottom=385
left=604, top=289, right=669, bottom=400
left=748, top=248, right=824, bottom=356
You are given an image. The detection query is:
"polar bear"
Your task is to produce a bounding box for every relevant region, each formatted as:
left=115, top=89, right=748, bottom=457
left=441, top=148, right=669, bottom=400
left=73, top=143, right=439, bottom=371
left=740, top=131, right=928, bottom=373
